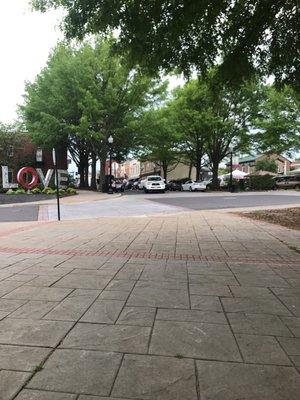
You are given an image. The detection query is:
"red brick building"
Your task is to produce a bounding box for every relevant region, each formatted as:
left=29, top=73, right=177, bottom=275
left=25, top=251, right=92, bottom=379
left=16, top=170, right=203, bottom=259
left=0, top=133, right=68, bottom=184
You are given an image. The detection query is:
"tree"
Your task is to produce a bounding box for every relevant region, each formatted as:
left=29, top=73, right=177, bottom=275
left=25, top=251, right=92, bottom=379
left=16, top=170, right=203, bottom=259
left=0, top=124, right=22, bottom=168
left=255, top=158, right=277, bottom=173
left=170, top=81, right=210, bottom=181
left=32, top=0, right=299, bottom=90
left=251, top=85, right=300, bottom=155
left=136, top=107, right=181, bottom=181
left=21, top=37, right=165, bottom=189
left=169, top=76, right=252, bottom=188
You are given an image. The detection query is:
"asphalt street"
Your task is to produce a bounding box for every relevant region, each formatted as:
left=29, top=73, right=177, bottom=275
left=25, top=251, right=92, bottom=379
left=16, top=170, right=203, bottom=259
left=0, top=191, right=299, bottom=221
left=149, top=193, right=300, bottom=210
left=0, top=205, right=39, bottom=222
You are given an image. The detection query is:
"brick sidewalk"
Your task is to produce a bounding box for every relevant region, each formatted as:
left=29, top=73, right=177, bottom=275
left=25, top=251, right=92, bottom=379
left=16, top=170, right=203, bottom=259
left=0, top=211, right=300, bottom=399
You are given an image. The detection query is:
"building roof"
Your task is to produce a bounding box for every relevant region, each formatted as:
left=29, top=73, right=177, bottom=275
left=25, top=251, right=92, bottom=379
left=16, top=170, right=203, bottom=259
left=238, top=155, right=261, bottom=163
left=239, top=153, right=291, bottom=164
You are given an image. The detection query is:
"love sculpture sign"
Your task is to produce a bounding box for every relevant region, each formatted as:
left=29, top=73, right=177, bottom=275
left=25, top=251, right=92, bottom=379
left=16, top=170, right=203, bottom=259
left=1, top=165, right=68, bottom=190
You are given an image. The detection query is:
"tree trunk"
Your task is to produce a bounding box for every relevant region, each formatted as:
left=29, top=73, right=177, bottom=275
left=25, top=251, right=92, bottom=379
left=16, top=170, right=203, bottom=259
left=188, top=162, right=193, bottom=179
left=195, top=136, right=203, bottom=181
left=91, top=153, right=97, bottom=190
left=84, top=155, right=89, bottom=188
left=162, top=162, right=168, bottom=181
left=78, top=153, right=85, bottom=188
left=99, top=154, right=106, bottom=192
left=211, top=161, right=220, bottom=190
left=196, top=157, right=202, bottom=181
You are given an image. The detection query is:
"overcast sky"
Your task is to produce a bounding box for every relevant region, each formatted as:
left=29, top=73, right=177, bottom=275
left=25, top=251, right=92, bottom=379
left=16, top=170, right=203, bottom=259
left=0, top=1, right=183, bottom=126
left=0, top=0, right=63, bottom=123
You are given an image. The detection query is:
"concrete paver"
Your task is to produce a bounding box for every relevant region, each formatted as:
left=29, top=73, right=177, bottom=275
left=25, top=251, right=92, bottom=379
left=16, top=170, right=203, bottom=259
left=0, top=208, right=300, bottom=399
left=0, top=371, right=31, bottom=400
left=28, top=349, right=122, bottom=396
left=15, top=390, right=76, bottom=400
left=149, top=320, right=242, bottom=361
left=112, top=354, right=197, bottom=400
left=61, top=322, right=151, bottom=353
left=197, top=360, right=300, bottom=400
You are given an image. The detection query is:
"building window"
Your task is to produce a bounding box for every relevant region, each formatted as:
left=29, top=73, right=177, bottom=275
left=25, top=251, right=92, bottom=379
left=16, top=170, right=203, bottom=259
left=36, top=148, right=43, bottom=162
left=8, top=145, right=14, bottom=157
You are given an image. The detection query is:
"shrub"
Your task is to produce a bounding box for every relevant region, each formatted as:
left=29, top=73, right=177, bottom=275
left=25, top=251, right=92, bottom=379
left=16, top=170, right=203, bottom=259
left=42, top=187, right=56, bottom=195
left=66, top=187, right=77, bottom=195
left=59, top=188, right=67, bottom=196
left=15, top=189, right=26, bottom=194
left=247, top=175, right=275, bottom=191
left=6, top=189, right=15, bottom=195
left=31, top=187, right=42, bottom=194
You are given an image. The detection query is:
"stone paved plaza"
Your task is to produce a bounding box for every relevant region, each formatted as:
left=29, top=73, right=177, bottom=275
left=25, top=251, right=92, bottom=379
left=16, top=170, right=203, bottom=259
left=0, top=210, right=300, bottom=399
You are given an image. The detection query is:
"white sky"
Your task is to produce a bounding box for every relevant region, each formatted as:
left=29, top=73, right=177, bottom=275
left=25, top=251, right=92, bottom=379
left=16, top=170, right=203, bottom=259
left=0, top=1, right=183, bottom=125
left=0, top=0, right=63, bottom=123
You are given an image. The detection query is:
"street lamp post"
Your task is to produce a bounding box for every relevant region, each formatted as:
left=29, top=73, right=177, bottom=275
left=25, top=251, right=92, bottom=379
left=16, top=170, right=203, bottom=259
left=108, top=135, right=114, bottom=194
left=52, top=148, right=61, bottom=221
left=229, top=146, right=234, bottom=193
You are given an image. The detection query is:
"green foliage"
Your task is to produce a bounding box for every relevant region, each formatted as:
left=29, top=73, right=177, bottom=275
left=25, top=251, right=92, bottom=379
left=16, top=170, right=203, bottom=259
left=21, top=37, right=165, bottom=189
left=136, top=107, right=182, bottom=179
left=59, top=188, right=67, bottom=196
left=42, top=187, right=56, bottom=195
left=15, top=189, right=26, bottom=194
left=32, top=0, right=299, bottom=90
left=66, top=187, right=77, bottom=195
left=255, top=158, right=277, bottom=173
left=31, top=187, right=42, bottom=194
left=5, top=189, right=15, bottom=195
left=250, top=85, right=300, bottom=154
left=170, top=74, right=252, bottom=187
left=0, top=124, right=24, bottom=168
left=247, top=175, right=275, bottom=191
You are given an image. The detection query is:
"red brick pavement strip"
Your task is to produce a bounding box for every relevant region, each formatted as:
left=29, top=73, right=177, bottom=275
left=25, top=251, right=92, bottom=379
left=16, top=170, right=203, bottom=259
left=0, top=245, right=299, bottom=265
left=0, top=223, right=47, bottom=238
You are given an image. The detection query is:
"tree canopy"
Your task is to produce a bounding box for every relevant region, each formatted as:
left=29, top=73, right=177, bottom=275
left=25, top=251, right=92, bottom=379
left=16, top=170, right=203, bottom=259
left=32, top=0, right=299, bottom=89
left=21, top=37, right=165, bottom=188
left=250, top=85, right=300, bottom=155
left=136, top=107, right=182, bottom=180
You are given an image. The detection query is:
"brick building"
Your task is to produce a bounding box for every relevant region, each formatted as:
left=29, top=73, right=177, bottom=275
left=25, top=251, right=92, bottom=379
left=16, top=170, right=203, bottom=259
left=237, top=154, right=291, bottom=175
left=0, top=132, right=68, bottom=185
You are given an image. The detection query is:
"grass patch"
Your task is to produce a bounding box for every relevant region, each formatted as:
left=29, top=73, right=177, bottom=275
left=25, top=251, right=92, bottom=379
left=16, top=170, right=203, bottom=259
left=34, top=363, right=44, bottom=372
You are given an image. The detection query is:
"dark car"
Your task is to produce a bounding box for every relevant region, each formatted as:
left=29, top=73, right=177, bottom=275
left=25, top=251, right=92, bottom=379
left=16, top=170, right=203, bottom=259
left=274, top=175, right=300, bottom=190
left=166, top=180, right=182, bottom=191
left=125, top=178, right=139, bottom=190
left=114, top=180, right=126, bottom=192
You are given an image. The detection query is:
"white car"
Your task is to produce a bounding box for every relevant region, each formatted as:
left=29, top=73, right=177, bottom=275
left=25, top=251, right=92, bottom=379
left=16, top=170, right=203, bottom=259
left=142, top=176, right=166, bottom=193
left=181, top=180, right=209, bottom=192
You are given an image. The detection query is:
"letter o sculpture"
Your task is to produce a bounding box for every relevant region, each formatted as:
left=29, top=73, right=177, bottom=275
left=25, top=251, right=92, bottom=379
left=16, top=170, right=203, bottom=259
left=17, top=167, right=39, bottom=190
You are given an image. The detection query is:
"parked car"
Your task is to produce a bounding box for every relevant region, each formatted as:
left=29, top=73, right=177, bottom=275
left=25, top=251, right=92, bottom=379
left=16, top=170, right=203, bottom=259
left=273, top=175, right=300, bottom=190
left=141, top=176, right=166, bottom=193
left=181, top=180, right=208, bottom=192
left=166, top=180, right=182, bottom=191
left=114, top=180, right=126, bottom=192
left=125, top=178, right=140, bottom=190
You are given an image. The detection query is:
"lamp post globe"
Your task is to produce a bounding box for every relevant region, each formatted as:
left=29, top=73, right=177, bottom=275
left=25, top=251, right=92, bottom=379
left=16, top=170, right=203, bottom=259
left=108, top=135, right=114, bottom=144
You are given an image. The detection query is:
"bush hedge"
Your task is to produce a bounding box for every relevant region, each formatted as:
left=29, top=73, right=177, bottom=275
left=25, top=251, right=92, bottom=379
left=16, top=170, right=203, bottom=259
left=246, top=175, right=275, bottom=191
